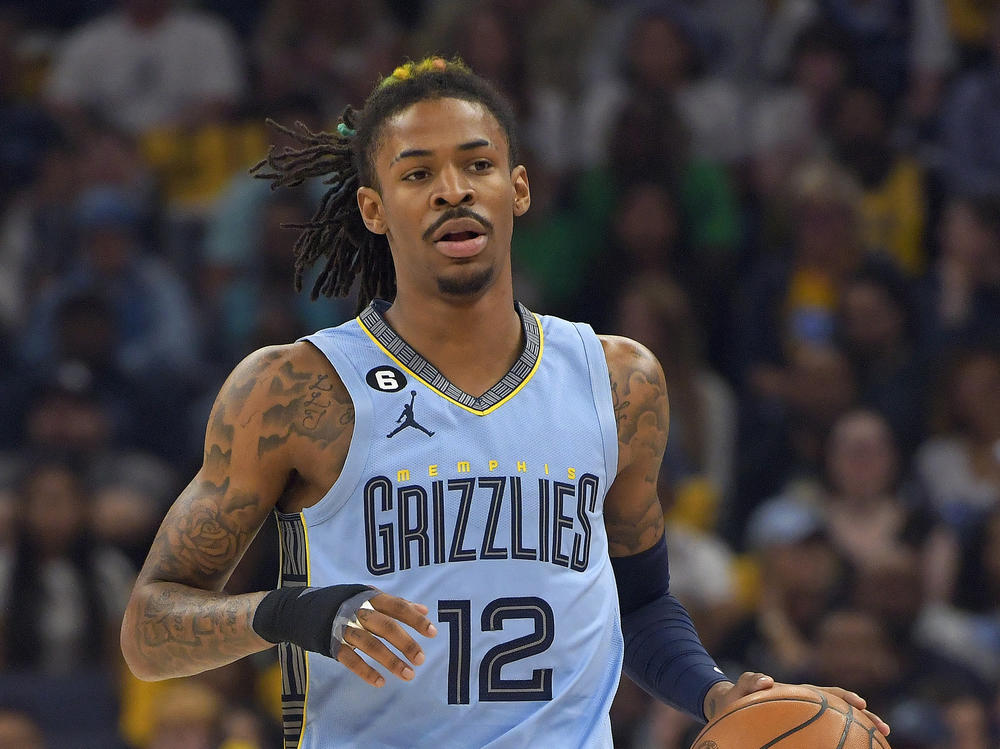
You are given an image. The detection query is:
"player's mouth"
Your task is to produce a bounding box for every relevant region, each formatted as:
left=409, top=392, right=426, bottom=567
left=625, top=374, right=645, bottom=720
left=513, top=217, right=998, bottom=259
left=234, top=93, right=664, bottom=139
left=431, top=218, right=489, bottom=258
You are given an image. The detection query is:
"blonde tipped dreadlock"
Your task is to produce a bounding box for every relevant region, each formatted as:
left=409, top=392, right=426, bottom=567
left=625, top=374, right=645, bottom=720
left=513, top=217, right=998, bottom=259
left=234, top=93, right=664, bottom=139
left=250, top=57, right=518, bottom=313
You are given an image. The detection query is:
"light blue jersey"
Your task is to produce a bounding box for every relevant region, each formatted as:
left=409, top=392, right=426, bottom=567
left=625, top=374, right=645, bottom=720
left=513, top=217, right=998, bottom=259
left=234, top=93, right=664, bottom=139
left=276, top=300, right=622, bottom=748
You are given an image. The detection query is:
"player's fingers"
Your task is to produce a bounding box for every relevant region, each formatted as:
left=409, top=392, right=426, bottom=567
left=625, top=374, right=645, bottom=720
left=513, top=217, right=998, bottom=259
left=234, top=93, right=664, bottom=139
left=368, top=593, right=438, bottom=638
left=356, top=606, right=425, bottom=666
left=807, top=685, right=865, bottom=708
left=864, top=709, right=891, bottom=736
left=335, top=645, right=385, bottom=688
left=343, top=626, right=417, bottom=681
left=733, top=671, right=775, bottom=697
left=802, top=685, right=890, bottom=736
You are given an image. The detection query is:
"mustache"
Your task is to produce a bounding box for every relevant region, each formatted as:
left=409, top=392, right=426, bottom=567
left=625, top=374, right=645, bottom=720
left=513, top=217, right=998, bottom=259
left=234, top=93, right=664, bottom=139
left=422, top=206, right=493, bottom=242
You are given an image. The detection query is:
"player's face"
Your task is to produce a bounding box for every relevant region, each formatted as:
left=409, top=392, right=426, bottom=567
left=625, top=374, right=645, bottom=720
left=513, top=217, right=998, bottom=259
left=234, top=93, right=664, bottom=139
left=357, top=97, right=530, bottom=300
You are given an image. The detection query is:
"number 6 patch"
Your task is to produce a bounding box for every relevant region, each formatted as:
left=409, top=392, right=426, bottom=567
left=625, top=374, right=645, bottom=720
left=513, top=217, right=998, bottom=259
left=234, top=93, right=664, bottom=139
left=366, top=366, right=407, bottom=392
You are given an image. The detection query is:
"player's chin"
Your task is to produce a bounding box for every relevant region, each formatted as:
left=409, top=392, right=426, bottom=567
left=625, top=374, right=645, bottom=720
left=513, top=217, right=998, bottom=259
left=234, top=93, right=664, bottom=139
left=435, top=264, right=495, bottom=298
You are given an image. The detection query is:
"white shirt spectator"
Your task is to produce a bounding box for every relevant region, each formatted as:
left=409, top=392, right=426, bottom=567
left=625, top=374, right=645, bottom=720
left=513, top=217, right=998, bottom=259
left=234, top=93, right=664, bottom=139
left=46, top=7, right=243, bottom=134
left=915, top=436, right=1000, bottom=519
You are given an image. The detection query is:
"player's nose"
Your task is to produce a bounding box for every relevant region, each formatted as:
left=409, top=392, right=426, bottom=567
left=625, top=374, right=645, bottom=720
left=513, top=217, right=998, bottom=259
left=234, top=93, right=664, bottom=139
left=432, top=164, right=474, bottom=207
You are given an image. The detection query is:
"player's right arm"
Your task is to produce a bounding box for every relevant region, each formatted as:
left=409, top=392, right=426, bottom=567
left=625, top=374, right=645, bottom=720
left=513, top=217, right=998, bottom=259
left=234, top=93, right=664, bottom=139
left=121, top=343, right=435, bottom=682
left=120, top=345, right=316, bottom=680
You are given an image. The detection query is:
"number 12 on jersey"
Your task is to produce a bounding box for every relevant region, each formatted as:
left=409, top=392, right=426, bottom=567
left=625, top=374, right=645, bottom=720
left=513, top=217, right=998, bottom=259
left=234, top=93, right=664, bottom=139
left=438, top=597, right=555, bottom=704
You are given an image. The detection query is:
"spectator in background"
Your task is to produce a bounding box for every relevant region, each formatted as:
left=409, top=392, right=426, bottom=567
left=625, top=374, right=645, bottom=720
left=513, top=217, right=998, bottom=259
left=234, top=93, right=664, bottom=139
left=916, top=347, right=1000, bottom=532
left=211, top=190, right=350, bottom=363
left=0, top=457, right=134, bottom=675
left=764, top=0, right=953, bottom=129
left=580, top=4, right=745, bottom=165
left=0, top=286, right=183, bottom=468
left=146, top=682, right=223, bottom=749
left=44, top=0, right=244, bottom=135
left=725, top=497, right=847, bottom=680
left=821, top=410, right=939, bottom=571
left=602, top=275, right=745, bottom=653
left=916, top=507, right=1000, bottom=688
left=612, top=275, right=737, bottom=502
left=734, top=342, right=859, bottom=533
left=0, top=7, right=60, bottom=213
left=2, top=117, right=155, bottom=340
left=736, top=160, right=863, bottom=398
left=253, top=0, right=401, bottom=114
left=772, top=22, right=855, bottom=134
left=1, top=376, right=178, bottom=543
left=886, top=699, right=952, bottom=749
left=666, top=0, right=773, bottom=85
left=941, top=691, right=996, bottom=749
left=946, top=0, right=1000, bottom=68
left=808, top=606, right=991, bottom=736
left=576, top=180, right=684, bottom=327
left=741, top=88, right=821, bottom=268
left=918, top=194, right=1000, bottom=351
left=20, top=185, right=201, bottom=380
left=202, top=95, right=328, bottom=313
left=807, top=609, right=904, bottom=716
left=940, top=6, right=1000, bottom=197
left=852, top=551, right=957, bottom=669
left=578, top=94, right=740, bottom=357
left=418, top=1, right=528, bottom=114
left=837, top=261, right=926, bottom=454
left=830, top=84, right=927, bottom=275
left=0, top=709, right=45, bottom=749
left=953, top=506, right=1000, bottom=625
left=508, top=146, right=604, bottom=315
left=519, top=0, right=597, bottom=176
left=0, top=138, right=80, bottom=340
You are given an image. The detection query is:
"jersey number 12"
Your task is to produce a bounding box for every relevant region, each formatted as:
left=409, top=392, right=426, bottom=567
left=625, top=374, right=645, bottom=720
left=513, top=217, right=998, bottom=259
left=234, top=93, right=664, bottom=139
left=438, top=597, right=554, bottom=704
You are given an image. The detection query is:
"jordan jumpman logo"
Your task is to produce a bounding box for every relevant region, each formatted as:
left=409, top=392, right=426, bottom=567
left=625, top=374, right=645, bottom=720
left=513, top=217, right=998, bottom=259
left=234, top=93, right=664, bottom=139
left=387, top=391, right=435, bottom=438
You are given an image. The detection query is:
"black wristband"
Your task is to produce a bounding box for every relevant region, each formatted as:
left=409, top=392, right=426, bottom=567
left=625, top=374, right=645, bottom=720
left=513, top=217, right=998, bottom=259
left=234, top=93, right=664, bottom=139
left=253, top=584, right=373, bottom=657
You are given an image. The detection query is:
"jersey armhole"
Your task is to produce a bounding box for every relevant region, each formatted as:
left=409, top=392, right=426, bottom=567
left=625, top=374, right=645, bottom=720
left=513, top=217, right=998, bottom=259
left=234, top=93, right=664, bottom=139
left=295, top=334, right=374, bottom=525
left=572, top=322, right=620, bottom=484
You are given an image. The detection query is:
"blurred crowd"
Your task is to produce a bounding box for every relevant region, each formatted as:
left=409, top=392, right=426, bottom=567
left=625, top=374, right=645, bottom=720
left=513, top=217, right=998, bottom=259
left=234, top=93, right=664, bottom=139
left=0, top=0, right=999, bottom=747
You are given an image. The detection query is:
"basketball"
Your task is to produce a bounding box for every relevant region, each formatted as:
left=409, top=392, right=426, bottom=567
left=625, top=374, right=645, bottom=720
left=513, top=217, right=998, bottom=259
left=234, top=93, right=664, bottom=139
left=690, top=685, right=891, bottom=749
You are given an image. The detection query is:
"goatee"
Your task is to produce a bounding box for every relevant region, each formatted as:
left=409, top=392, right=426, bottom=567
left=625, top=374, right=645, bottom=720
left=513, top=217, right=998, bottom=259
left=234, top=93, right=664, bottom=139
left=437, top=265, right=495, bottom=297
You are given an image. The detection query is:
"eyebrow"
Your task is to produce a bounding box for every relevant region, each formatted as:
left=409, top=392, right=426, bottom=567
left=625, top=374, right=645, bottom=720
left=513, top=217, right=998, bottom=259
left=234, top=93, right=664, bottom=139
left=390, top=139, right=494, bottom=165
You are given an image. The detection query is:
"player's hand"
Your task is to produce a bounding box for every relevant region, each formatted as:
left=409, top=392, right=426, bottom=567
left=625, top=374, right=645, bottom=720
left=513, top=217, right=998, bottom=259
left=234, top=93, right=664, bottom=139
left=335, top=592, right=437, bottom=688
left=704, top=674, right=890, bottom=737
left=798, top=683, right=890, bottom=737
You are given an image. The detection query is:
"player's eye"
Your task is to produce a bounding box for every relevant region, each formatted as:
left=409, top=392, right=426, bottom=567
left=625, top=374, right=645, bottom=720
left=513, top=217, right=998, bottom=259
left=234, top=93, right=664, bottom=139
left=403, top=169, right=430, bottom=182
left=469, top=159, right=493, bottom=172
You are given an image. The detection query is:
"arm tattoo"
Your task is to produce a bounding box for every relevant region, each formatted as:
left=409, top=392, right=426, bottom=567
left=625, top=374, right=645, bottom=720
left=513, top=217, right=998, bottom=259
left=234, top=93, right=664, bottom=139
left=135, top=584, right=265, bottom=674
left=124, top=346, right=353, bottom=679
left=132, top=476, right=271, bottom=674
left=611, top=362, right=668, bottom=466
left=258, top=365, right=354, bottom=457
left=604, top=341, right=669, bottom=556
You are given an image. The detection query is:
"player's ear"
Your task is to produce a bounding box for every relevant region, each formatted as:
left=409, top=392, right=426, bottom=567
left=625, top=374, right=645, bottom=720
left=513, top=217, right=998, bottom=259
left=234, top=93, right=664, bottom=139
left=357, top=186, right=387, bottom=235
left=511, top=165, right=530, bottom=217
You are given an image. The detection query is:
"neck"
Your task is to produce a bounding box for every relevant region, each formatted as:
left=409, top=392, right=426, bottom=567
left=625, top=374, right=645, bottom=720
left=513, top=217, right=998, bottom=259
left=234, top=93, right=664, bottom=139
left=383, top=283, right=523, bottom=397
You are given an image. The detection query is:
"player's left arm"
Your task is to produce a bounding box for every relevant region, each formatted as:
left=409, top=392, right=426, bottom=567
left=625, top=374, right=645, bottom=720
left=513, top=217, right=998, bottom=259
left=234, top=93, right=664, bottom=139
left=600, top=336, right=889, bottom=734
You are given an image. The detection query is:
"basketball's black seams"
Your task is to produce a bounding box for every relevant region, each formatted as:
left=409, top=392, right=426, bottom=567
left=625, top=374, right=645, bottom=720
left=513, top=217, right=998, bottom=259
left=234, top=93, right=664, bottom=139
left=693, top=686, right=889, bottom=749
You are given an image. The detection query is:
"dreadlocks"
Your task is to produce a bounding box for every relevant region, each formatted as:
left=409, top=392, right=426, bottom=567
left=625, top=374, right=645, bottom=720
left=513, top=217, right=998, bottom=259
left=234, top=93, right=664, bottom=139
left=250, top=57, right=519, bottom=313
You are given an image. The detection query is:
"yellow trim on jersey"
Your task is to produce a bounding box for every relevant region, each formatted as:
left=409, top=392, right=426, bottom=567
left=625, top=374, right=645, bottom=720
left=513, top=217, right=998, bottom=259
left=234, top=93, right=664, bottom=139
left=300, top=512, right=312, bottom=587
left=356, top=312, right=545, bottom=416
left=296, top=512, right=311, bottom=749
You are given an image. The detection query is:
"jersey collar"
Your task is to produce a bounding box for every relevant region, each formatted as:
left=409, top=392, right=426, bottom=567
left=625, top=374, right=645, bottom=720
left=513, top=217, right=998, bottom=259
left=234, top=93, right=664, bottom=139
left=357, top=299, right=543, bottom=415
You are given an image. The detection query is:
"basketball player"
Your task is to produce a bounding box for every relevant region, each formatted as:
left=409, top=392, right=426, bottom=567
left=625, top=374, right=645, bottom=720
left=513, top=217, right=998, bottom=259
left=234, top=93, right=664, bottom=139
left=121, top=58, right=889, bottom=747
